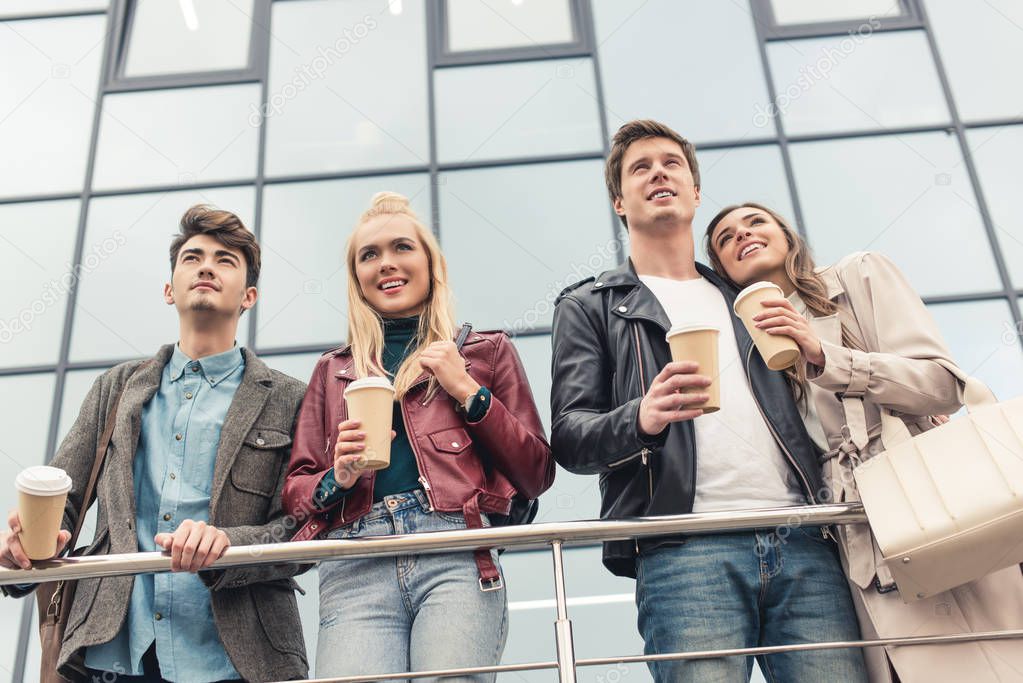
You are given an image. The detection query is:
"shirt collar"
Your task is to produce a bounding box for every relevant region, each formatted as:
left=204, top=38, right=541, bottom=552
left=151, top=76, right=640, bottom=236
left=169, top=344, right=245, bottom=387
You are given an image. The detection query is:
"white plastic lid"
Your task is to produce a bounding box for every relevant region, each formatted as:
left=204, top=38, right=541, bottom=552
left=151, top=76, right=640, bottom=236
left=344, top=377, right=396, bottom=395
left=16, top=466, right=72, bottom=496
left=733, top=281, right=784, bottom=313
left=666, top=324, right=719, bottom=339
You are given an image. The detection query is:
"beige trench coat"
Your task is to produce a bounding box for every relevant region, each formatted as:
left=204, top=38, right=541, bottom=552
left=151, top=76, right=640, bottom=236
left=803, top=251, right=1023, bottom=683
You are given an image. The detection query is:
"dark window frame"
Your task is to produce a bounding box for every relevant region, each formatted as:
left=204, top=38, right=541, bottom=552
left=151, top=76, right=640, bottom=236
left=431, top=0, right=592, bottom=68
left=105, top=0, right=270, bottom=92
left=752, top=0, right=924, bottom=41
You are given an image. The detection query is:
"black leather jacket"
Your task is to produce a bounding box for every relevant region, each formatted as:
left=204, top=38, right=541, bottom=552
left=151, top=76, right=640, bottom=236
left=551, top=259, right=823, bottom=577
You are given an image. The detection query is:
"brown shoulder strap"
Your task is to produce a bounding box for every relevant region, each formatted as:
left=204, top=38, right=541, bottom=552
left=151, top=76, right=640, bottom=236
left=68, top=360, right=152, bottom=550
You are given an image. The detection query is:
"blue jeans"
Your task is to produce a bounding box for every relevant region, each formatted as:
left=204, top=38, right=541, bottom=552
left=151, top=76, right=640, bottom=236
left=636, top=528, right=868, bottom=683
left=316, top=489, right=508, bottom=682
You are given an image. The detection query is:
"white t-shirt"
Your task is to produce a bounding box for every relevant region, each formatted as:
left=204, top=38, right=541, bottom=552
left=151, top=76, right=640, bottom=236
left=639, top=274, right=806, bottom=512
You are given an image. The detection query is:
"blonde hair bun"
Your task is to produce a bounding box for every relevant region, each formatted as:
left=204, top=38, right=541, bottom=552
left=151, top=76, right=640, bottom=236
left=370, top=191, right=410, bottom=210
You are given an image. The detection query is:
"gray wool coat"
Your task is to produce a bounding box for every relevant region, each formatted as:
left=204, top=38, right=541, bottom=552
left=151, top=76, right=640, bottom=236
left=15, top=344, right=309, bottom=682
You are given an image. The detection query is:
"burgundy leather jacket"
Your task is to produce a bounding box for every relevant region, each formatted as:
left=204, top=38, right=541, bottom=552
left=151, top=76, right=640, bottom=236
left=283, top=330, right=554, bottom=543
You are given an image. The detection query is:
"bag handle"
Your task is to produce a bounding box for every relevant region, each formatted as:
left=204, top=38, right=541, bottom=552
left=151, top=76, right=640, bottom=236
left=67, top=360, right=152, bottom=552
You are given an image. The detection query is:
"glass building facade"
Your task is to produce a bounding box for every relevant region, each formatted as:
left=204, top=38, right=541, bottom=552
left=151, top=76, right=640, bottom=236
left=2, top=1, right=1022, bottom=680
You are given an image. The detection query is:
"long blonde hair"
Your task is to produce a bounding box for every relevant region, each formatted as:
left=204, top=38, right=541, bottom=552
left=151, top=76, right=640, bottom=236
left=704, top=202, right=862, bottom=402
left=344, top=191, right=456, bottom=399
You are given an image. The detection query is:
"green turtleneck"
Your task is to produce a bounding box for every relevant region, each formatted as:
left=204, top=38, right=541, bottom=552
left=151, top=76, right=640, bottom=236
left=370, top=315, right=422, bottom=501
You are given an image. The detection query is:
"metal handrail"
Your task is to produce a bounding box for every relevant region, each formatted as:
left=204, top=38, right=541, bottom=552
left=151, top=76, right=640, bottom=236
left=7, top=502, right=1020, bottom=682
left=0, top=503, right=867, bottom=585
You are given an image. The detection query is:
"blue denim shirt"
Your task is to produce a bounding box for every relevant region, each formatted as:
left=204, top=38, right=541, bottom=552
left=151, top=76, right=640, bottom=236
left=85, top=345, right=245, bottom=682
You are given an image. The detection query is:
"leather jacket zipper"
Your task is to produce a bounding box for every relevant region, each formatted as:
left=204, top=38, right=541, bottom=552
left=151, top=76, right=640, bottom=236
left=400, top=397, right=436, bottom=511
left=633, top=322, right=654, bottom=501
left=743, top=344, right=816, bottom=503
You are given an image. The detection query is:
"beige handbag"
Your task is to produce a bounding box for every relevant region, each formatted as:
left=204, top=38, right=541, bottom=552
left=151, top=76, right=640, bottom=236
left=853, top=374, right=1023, bottom=602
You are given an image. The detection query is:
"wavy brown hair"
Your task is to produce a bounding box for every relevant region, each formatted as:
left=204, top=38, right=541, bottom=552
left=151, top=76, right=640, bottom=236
left=704, top=202, right=862, bottom=402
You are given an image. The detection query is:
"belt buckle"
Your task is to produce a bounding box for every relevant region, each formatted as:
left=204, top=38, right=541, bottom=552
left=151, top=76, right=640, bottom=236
left=478, top=576, right=504, bottom=592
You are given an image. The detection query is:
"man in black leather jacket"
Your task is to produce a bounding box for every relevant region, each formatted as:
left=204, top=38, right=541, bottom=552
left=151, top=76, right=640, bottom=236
left=550, top=120, right=866, bottom=682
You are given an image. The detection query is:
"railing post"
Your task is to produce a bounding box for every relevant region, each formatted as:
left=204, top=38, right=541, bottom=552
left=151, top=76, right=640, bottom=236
left=550, top=540, right=577, bottom=683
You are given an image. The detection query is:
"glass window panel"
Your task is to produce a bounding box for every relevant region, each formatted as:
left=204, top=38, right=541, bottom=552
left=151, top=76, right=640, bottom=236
left=0, top=1, right=106, bottom=17
left=257, top=174, right=432, bottom=349
left=766, top=31, right=948, bottom=136
left=265, top=0, right=429, bottom=176
left=694, top=145, right=795, bottom=264
left=925, top=0, right=1023, bottom=122
left=435, top=58, right=601, bottom=163
left=0, top=15, right=104, bottom=198
left=928, top=300, right=1023, bottom=402
left=593, top=0, right=772, bottom=143
left=513, top=335, right=602, bottom=523
left=770, top=0, right=903, bottom=25
left=966, top=125, right=1023, bottom=289
left=790, top=132, right=1001, bottom=297
left=123, top=0, right=254, bottom=77
left=0, top=372, right=54, bottom=677
left=446, top=0, right=575, bottom=52
left=92, top=84, right=260, bottom=191
left=262, top=352, right=321, bottom=385
left=0, top=199, right=80, bottom=368
left=439, top=159, right=618, bottom=332
left=70, top=186, right=255, bottom=363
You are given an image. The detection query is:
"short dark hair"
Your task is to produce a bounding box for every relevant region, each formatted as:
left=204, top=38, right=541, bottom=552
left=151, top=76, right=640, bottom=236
left=605, top=119, right=700, bottom=228
left=169, top=204, right=261, bottom=288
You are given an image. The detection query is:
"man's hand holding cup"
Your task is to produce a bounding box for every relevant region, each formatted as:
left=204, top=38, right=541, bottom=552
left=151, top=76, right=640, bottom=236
left=638, top=361, right=711, bottom=437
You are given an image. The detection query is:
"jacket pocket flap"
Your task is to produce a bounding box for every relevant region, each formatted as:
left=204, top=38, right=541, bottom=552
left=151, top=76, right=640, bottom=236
left=243, top=428, right=292, bottom=450
left=428, top=427, right=472, bottom=454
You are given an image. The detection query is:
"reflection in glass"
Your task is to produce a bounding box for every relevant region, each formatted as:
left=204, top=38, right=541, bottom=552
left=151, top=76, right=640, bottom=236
left=70, top=187, right=255, bottom=363
left=92, top=84, right=260, bottom=191
left=0, top=15, right=104, bottom=198
left=435, top=58, right=601, bottom=163
left=925, top=0, right=1023, bottom=122
left=767, top=31, right=948, bottom=136
left=257, top=174, right=431, bottom=349
left=967, top=125, right=1023, bottom=289
left=770, top=0, right=903, bottom=25
left=928, top=300, right=1023, bottom=402
left=593, top=0, right=772, bottom=143
left=123, top=0, right=254, bottom=77
left=790, top=132, right=1000, bottom=297
left=0, top=200, right=80, bottom=368
left=265, top=0, right=429, bottom=176
left=446, top=0, right=575, bottom=53
left=438, top=160, right=616, bottom=332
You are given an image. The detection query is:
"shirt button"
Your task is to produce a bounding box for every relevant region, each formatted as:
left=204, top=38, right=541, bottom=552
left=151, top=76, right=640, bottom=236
left=169, top=473, right=176, bottom=480
left=618, top=306, right=628, bottom=313
left=191, top=364, right=200, bottom=372
left=154, top=612, right=163, bottom=621
left=175, top=433, right=182, bottom=441
left=595, top=282, right=603, bottom=287
left=185, top=392, right=193, bottom=400
left=451, top=441, right=460, bottom=448
left=163, top=513, right=172, bottom=521
left=256, top=437, right=266, bottom=446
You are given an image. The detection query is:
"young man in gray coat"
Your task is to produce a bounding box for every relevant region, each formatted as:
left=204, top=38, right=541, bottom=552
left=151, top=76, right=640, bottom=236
left=1, top=205, right=308, bottom=682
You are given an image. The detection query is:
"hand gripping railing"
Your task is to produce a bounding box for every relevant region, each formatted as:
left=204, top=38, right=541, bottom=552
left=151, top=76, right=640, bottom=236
left=3, top=503, right=1022, bottom=682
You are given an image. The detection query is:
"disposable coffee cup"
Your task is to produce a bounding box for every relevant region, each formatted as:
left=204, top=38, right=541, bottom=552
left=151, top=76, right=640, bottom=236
left=16, top=466, right=72, bottom=561
left=665, top=324, right=720, bottom=414
left=733, top=281, right=801, bottom=371
left=343, top=377, right=396, bottom=471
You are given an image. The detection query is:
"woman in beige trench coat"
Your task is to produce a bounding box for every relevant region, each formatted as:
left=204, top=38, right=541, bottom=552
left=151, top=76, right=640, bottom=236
left=704, top=201, right=1023, bottom=683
